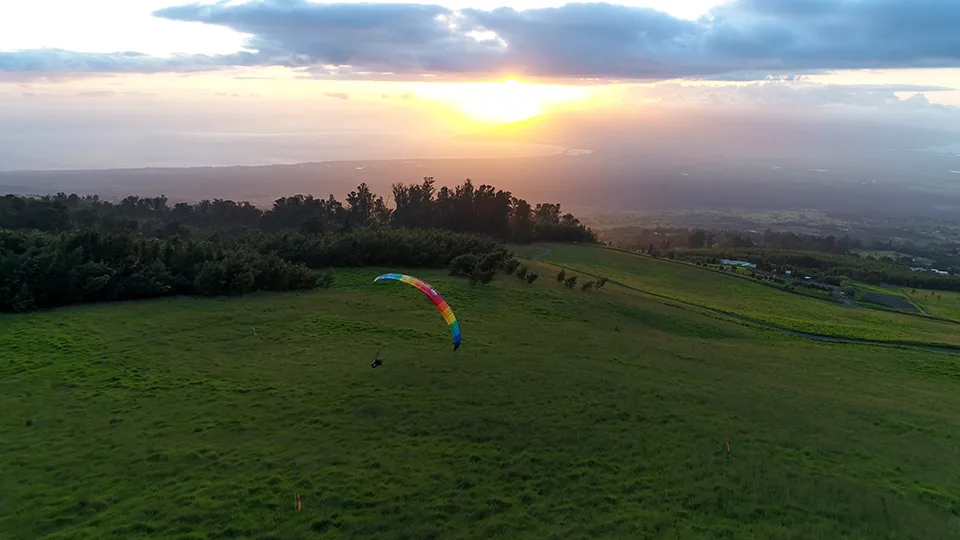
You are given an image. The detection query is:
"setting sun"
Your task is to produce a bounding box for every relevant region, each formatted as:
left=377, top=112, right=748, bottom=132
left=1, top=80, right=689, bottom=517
left=416, top=79, right=591, bottom=125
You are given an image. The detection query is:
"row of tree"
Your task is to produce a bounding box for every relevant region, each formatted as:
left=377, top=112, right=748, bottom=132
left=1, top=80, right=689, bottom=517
left=0, top=178, right=595, bottom=243
left=600, top=226, right=861, bottom=254
left=674, top=248, right=960, bottom=291
left=0, top=227, right=510, bottom=313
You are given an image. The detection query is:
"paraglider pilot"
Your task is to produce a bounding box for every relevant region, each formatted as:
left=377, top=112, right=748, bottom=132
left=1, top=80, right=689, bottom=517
left=371, top=350, right=384, bottom=369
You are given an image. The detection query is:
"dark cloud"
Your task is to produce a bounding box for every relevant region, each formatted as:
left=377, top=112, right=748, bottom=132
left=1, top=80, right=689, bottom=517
left=0, top=48, right=258, bottom=73
left=1, top=1, right=959, bottom=81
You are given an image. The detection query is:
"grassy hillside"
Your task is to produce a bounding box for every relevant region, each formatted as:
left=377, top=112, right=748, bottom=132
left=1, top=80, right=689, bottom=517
left=533, top=243, right=960, bottom=347
left=905, top=288, right=960, bottom=321
left=3, top=258, right=960, bottom=538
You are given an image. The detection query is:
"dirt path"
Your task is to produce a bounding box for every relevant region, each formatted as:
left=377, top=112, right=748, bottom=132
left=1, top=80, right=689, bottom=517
left=532, top=245, right=552, bottom=262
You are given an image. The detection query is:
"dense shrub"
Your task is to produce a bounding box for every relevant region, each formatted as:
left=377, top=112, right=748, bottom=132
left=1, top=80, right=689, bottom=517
left=0, top=230, right=321, bottom=312
left=449, top=254, right=479, bottom=277
left=469, top=265, right=496, bottom=286
left=565, top=276, right=578, bottom=289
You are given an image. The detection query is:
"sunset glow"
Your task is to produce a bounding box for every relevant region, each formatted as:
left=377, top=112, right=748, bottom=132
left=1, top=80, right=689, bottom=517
left=416, top=79, right=594, bottom=125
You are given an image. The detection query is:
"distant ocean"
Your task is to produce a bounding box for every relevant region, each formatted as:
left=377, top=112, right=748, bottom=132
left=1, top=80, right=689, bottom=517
left=917, top=143, right=960, bottom=155
left=0, top=131, right=570, bottom=171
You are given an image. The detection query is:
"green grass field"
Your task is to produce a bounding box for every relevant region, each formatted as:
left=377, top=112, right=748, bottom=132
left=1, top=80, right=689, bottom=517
left=902, top=288, right=960, bottom=321
left=3, top=252, right=960, bottom=539
left=534, top=243, right=960, bottom=347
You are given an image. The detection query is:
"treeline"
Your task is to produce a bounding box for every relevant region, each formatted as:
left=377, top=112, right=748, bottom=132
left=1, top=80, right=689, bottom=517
left=601, top=226, right=860, bottom=254
left=0, top=227, right=510, bottom=313
left=0, top=178, right=595, bottom=243
left=674, top=248, right=960, bottom=292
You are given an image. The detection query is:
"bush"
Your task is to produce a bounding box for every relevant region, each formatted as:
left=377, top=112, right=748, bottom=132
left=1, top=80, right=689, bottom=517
left=564, top=276, right=578, bottom=289
left=0, top=229, right=327, bottom=312
left=525, top=272, right=539, bottom=284
left=596, top=277, right=609, bottom=288
left=516, top=265, right=528, bottom=280
left=556, top=268, right=566, bottom=283
left=477, top=249, right=510, bottom=273
left=469, top=267, right=496, bottom=286
left=503, top=258, right=520, bottom=275
left=449, top=254, right=479, bottom=277
left=582, top=280, right=595, bottom=292
left=317, top=270, right=335, bottom=289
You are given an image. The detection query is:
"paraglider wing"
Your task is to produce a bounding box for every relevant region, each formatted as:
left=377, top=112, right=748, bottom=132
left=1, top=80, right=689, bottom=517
left=374, top=273, right=461, bottom=351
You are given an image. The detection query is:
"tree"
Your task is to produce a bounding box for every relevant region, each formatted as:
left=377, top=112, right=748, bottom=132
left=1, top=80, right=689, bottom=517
left=525, top=272, right=539, bottom=284
left=516, top=265, right=528, bottom=280
left=565, top=276, right=578, bottom=289
left=510, top=198, right=534, bottom=243
left=346, top=183, right=389, bottom=228
left=556, top=268, right=566, bottom=283
left=688, top=228, right=707, bottom=249
left=582, top=280, right=594, bottom=291
left=596, top=277, right=609, bottom=288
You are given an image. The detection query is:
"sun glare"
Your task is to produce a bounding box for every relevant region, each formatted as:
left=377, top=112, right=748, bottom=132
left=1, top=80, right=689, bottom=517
left=418, top=79, right=590, bottom=125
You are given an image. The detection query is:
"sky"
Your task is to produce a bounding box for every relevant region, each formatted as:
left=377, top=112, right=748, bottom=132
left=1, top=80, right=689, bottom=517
left=1, top=0, right=960, bottom=170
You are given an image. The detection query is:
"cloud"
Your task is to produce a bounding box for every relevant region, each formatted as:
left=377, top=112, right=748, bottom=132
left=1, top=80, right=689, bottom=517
left=0, top=48, right=260, bottom=74
left=619, top=81, right=960, bottom=122
left=323, top=91, right=350, bottom=100
left=1, top=1, right=959, bottom=81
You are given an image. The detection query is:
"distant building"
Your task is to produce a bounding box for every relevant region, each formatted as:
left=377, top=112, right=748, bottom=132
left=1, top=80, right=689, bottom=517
left=720, top=259, right=757, bottom=269
left=909, top=266, right=950, bottom=276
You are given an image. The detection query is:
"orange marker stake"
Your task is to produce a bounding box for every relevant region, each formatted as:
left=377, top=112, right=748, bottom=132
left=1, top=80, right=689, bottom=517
left=297, top=493, right=301, bottom=512
left=725, top=438, right=731, bottom=453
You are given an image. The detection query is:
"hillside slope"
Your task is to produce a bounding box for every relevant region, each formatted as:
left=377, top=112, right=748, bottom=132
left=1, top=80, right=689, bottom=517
left=2, top=261, right=959, bottom=538
left=530, top=243, right=960, bottom=348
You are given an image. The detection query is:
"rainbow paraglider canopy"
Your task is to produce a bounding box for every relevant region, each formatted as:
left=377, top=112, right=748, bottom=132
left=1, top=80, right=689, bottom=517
left=374, top=273, right=461, bottom=351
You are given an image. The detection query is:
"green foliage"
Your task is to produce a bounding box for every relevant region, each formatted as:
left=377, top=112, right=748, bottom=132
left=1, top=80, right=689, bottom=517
left=581, top=280, right=595, bottom=292
left=449, top=254, right=479, bottom=277
left=596, top=277, right=609, bottom=288
left=556, top=268, right=566, bottom=283
left=564, top=275, right=578, bottom=289
left=265, top=228, right=506, bottom=269
left=502, top=258, right=520, bottom=275
left=0, top=181, right=596, bottom=244
left=469, top=266, right=496, bottom=286
left=515, top=265, right=528, bottom=280
left=0, top=226, right=510, bottom=313
left=0, top=230, right=321, bottom=312
left=2, top=266, right=959, bottom=538
left=476, top=249, right=510, bottom=273
left=525, top=272, right=539, bottom=284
